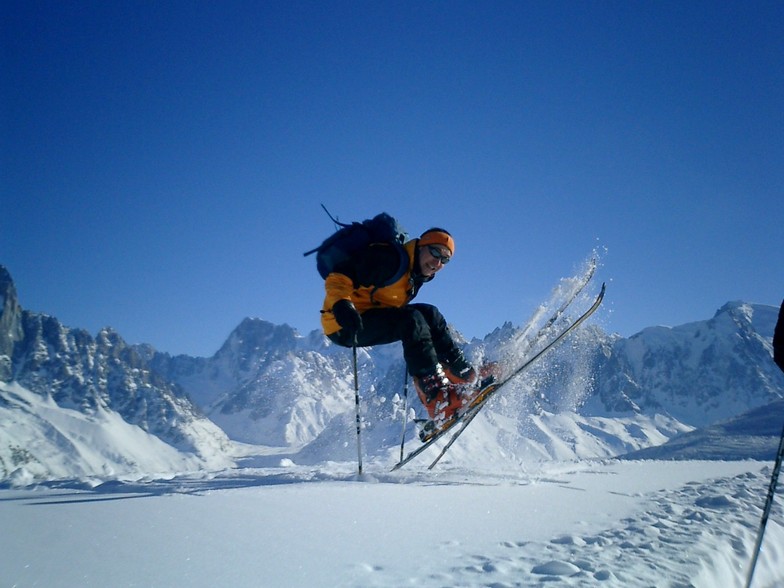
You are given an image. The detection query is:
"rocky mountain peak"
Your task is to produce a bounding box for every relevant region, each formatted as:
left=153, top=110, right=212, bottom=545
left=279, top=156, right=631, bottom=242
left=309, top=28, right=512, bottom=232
left=212, top=317, right=298, bottom=373
left=582, top=300, right=783, bottom=426
left=0, top=265, right=24, bottom=379
left=0, top=264, right=14, bottom=296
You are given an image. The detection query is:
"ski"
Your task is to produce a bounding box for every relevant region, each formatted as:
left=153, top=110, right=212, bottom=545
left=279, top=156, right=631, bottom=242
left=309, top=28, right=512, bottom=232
left=390, top=266, right=599, bottom=471
left=427, top=282, right=606, bottom=469
left=391, top=282, right=605, bottom=471
left=420, top=257, right=597, bottom=445
left=515, top=257, right=597, bottom=352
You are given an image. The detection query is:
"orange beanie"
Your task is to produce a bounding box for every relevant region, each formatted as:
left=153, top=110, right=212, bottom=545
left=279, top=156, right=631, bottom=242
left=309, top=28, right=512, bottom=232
left=419, top=229, right=455, bottom=256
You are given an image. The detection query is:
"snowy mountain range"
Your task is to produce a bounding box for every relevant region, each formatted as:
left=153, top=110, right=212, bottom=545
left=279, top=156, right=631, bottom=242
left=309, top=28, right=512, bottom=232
left=1, top=263, right=782, bottom=485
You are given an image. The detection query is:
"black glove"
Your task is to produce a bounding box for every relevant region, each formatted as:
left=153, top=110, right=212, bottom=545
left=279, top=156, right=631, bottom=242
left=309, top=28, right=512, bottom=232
left=332, top=300, right=363, bottom=340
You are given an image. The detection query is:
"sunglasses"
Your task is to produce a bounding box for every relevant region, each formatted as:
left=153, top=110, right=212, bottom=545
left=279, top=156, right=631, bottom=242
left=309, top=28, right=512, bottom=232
left=427, top=245, right=451, bottom=264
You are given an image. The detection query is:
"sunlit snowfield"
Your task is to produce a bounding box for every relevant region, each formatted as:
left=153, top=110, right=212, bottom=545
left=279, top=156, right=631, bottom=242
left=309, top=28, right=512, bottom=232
left=3, top=458, right=782, bottom=588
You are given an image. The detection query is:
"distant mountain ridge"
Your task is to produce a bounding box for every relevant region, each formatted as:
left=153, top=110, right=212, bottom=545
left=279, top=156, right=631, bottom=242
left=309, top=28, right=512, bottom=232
left=581, top=301, right=782, bottom=426
left=0, top=266, right=233, bottom=483
left=1, top=264, right=782, bottom=483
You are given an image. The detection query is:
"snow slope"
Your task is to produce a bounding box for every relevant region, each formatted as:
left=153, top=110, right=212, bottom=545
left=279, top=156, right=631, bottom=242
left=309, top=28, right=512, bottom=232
left=2, top=459, right=782, bottom=588
left=623, top=399, right=784, bottom=461
left=0, top=382, right=234, bottom=486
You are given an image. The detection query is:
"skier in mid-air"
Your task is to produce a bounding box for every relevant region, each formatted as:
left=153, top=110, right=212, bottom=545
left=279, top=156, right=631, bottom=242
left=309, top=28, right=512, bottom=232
left=320, top=226, right=476, bottom=429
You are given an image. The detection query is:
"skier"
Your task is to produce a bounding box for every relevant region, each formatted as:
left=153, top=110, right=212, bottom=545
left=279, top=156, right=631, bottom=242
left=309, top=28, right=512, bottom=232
left=774, top=299, right=784, bottom=372
left=321, top=227, right=477, bottom=428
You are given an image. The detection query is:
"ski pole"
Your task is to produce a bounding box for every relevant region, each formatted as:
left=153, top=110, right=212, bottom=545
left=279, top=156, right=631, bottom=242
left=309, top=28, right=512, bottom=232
left=398, top=368, right=409, bottom=462
left=352, top=338, right=363, bottom=476
left=745, top=418, right=784, bottom=588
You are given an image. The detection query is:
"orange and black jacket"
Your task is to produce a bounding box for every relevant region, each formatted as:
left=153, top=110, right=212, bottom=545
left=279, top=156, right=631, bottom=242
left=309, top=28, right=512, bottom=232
left=321, top=239, right=431, bottom=335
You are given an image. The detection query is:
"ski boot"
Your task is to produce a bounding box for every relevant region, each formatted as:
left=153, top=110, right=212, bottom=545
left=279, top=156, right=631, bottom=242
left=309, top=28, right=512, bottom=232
left=413, top=364, right=467, bottom=439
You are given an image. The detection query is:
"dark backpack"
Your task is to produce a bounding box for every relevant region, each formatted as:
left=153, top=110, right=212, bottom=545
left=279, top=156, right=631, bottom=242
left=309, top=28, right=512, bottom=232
left=304, top=209, right=409, bottom=281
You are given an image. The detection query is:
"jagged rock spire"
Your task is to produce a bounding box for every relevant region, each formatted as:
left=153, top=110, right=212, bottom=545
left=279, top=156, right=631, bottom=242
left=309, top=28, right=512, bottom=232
left=0, top=265, right=24, bottom=380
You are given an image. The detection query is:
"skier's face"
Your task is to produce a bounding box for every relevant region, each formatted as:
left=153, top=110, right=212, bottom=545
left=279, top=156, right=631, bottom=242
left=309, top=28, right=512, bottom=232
left=419, top=244, right=451, bottom=277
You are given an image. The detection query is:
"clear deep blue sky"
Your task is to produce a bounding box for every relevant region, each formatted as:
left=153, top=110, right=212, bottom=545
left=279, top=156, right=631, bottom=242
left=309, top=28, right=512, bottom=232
left=2, top=1, right=782, bottom=357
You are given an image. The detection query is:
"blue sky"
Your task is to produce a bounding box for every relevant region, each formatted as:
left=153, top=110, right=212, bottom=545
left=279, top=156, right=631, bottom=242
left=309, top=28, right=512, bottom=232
left=2, top=1, right=782, bottom=357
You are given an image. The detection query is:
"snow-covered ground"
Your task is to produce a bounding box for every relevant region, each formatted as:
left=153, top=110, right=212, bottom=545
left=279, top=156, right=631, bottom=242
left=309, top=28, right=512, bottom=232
left=2, top=457, right=782, bottom=588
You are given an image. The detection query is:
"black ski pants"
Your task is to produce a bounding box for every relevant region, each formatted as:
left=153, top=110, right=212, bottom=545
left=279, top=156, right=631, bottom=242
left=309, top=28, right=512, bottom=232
left=328, top=303, right=460, bottom=377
